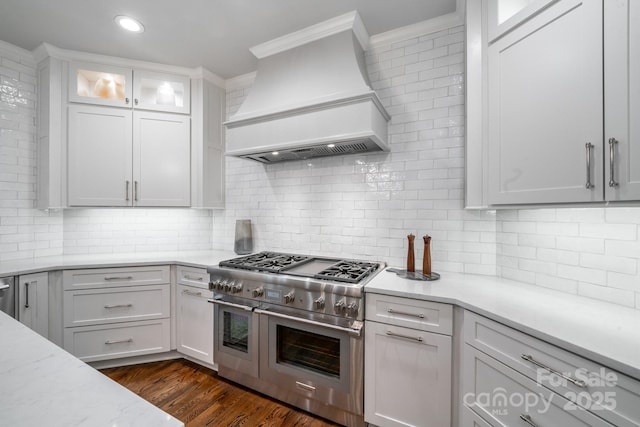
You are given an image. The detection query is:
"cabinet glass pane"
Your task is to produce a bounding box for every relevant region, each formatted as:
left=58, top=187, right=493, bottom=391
left=76, top=69, right=127, bottom=101
left=137, top=77, right=185, bottom=109
left=497, top=0, right=535, bottom=24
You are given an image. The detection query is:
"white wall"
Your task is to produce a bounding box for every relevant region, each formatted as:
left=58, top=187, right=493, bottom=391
left=0, top=40, right=62, bottom=262
left=497, top=208, right=640, bottom=309
left=215, top=25, right=498, bottom=272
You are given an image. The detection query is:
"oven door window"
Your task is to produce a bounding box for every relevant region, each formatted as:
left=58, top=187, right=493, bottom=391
left=277, top=325, right=341, bottom=378
left=223, top=311, right=249, bottom=353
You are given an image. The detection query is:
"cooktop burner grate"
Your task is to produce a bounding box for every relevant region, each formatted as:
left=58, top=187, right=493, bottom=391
left=219, top=252, right=310, bottom=273
left=314, top=260, right=380, bottom=284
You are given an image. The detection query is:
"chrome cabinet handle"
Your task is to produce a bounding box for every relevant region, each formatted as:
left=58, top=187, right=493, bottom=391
left=387, top=308, right=425, bottom=319
left=0, top=284, right=10, bottom=291
left=125, top=97, right=130, bottom=104
left=585, top=142, right=594, bottom=189
left=134, top=181, right=138, bottom=201
left=386, top=330, right=423, bottom=342
left=182, top=290, right=202, bottom=297
left=104, top=276, right=133, bottom=281
left=104, top=303, right=133, bottom=309
left=609, top=138, right=619, bottom=187
left=184, top=275, right=203, bottom=281
left=105, top=338, right=133, bottom=345
left=24, top=282, right=30, bottom=308
left=520, top=414, right=538, bottom=427
left=134, top=98, right=139, bottom=105
left=521, top=354, right=587, bottom=387
left=125, top=180, right=130, bottom=201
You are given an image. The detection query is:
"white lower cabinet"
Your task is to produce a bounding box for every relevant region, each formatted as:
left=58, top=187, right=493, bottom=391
left=176, top=266, right=213, bottom=365
left=365, top=294, right=453, bottom=427
left=62, top=266, right=171, bottom=362
left=17, top=272, right=49, bottom=339
left=64, top=319, right=170, bottom=363
left=176, top=284, right=213, bottom=365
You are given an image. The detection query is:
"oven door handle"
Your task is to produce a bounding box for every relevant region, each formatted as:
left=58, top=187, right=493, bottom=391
left=207, top=298, right=254, bottom=311
left=254, top=308, right=363, bottom=337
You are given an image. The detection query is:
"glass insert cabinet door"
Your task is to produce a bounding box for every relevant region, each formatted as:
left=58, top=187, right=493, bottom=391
left=68, top=62, right=190, bottom=114
left=69, top=62, right=133, bottom=107
left=132, top=70, right=190, bottom=114
left=486, top=0, right=557, bottom=42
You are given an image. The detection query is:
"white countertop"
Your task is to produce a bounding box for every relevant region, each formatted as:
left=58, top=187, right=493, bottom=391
left=0, top=310, right=183, bottom=427
left=366, top=269, right=640, bottom=381
left=0, top=250, right=236, bottom=277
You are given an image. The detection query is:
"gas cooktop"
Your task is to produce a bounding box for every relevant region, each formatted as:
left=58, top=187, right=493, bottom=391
left=218, top=251, right=381, bottom=284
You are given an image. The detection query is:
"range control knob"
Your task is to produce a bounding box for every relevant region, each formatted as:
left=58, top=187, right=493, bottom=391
left=347, top=302, right=359, bottom=317
left=208, top=280, right=218, bottom=291
left=216, top=281, right=225, bottom=291
left=334, top=299, right=346, bottom=314
left=314, top=297, right=325, bottom=310
left=224, top=281, right=233, bottom=292
left=252, top=287, right=264, bottom=297
left=232, top=283, right=243, bottom=293
left=284, top=291, right=295, bottom=304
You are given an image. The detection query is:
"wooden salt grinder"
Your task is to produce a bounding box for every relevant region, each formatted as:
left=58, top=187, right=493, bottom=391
left=407, top=234, right=416, bottom=272
left=423, top=235, right=432, bottom=275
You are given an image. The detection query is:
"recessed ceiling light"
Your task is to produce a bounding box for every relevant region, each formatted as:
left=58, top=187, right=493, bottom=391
left=114, top=15, right=145, bottom=33
left=327, top=144, right=335, bottom=148
left=271, top=151, right=279, bottom=156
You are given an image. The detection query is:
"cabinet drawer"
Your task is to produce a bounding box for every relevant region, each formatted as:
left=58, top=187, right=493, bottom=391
left=365, top=293, right=453, bottom=335
left=63, top=265, right=170, bottom=290
left=464, top=311, right=640, bottom=427
left=460, top=405, right=493, bottom=427
left=63, top=284, right=170, bottom=327
left=463, top=345, right=614, bottom=427
left=176, top=265, right=209, bottom=289
left=63, top=318, right=170, bottom=362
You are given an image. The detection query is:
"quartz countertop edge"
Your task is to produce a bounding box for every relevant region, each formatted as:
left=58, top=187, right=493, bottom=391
left=365, top=268, right=640, bottom=381
left=0, top=250, right=237, bottom=276
left=0, top=310, right=184, bottom=427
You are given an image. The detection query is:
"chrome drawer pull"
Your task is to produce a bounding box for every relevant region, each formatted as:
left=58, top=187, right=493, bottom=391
left=585, top=142, right=595, bottom=189
left=182, top=290, right=202, bottom=297
left=125, top=180, right=130, bottom=201
left=521, top=354, right=587, bottom=387
left=104, top=276, right=133, bottom=281
left=104, top=303, right=133, bottom=309
left=388, top=308, right=425, bottom=319
left=519, top=414, right=538, bottom=427
left=609, top=137, right=619, bottom=187
left=386, top=330, right=423, bottom=342
left=0, top=284, right=10, bottom=291
left=105, top=338, right=133, bottom=345
left=184, top=275, right=203, bottom=281
left=295, top=381, right=316, bottom=392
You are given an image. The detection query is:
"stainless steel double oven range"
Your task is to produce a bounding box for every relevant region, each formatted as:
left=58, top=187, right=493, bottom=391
left=207, top=252, right=384, bottom=427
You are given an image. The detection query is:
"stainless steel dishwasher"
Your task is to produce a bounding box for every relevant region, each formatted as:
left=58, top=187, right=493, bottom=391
left=0, top=277, right=16, bottom=318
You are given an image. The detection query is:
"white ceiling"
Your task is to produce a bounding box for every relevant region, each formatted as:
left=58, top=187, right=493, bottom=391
left=0, top=0, right=457, bottom=79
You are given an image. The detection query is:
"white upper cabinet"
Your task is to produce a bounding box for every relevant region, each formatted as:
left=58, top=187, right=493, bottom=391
left=604, top=0, right=640, bottom=201
left=68, top=105, right=133, bottom=207
left=133, top=111, right=191, bottom=207
left=469, top=0, right=640, bottom=206
left=69, top=62, right=133, bottom=108
left=68, top=62, right=190, bottom=114
left=487, top=0, right=603, bottom=205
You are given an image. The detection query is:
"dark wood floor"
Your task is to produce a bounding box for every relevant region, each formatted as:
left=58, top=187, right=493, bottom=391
left=101, top=358, right=341, bottom=427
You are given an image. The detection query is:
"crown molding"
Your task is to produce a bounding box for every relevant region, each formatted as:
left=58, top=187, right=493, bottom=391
left=225, top=71, right=257, bottom=91
left=0, top=39, right=35, bottom=63
left=369, top=9, right=464, bottom=48
left=192, top=66, right=226, bottom=88
left=250, top=10, right=369, bottom=59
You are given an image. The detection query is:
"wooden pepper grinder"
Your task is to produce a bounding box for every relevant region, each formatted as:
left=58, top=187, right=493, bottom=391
left=423, top=235, right=432, bottom=276
left=407, top=234, right=416, bottom=272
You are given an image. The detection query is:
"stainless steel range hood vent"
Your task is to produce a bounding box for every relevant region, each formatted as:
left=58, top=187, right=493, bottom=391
left=225, top=11, right=390, bottom=163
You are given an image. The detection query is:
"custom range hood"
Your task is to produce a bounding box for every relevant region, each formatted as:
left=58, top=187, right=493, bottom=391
left=225, top=11, right=390, bottom=163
